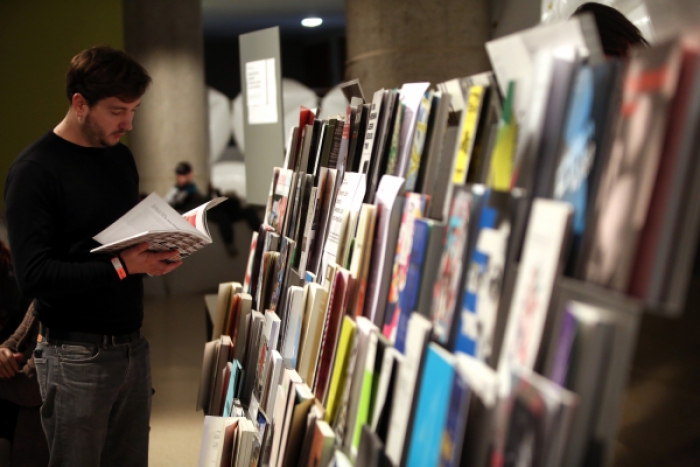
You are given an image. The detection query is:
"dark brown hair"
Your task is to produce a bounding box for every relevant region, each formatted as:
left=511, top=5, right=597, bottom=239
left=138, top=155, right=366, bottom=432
left=66, top=45, right=152, bottom=107
left=573, top=3, right=650, bottom=58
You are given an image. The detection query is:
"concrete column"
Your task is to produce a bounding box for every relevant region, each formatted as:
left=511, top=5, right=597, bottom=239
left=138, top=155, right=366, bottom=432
left=123, top=0, right=209, bottom=197
left=345, top=0, right=492, bottom=97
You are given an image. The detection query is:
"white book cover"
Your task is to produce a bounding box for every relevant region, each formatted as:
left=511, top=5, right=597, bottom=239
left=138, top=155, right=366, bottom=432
left=321, top=172, right=366, bottom=284
left=92, top=192, right=226, bottom=260
left=281, top=286, right=305, bottom=369
left=264, top=350, right=284, bottom=416
left=363, top=175, right=406, bottom=325
left=270, top=369, right=303, bottom=467
left=197, top=415, right=240, bottom=467
left=385, top=312, right=432, bottom=466
left=497, top=198, right=572, bottom=393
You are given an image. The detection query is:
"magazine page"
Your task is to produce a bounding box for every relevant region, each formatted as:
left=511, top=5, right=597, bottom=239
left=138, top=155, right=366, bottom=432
left=93, top=192, right=199, bottom=244
left=182, top=196, right=228, bottom=239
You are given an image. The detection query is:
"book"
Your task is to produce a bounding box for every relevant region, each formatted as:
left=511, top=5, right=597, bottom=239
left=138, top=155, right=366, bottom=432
left=298, top=401, right=326, bottom=467
left=406, top=343, right=456, bottom=467
left=385, top=312, right=432, bottom=466
left=280, top=383, right=316, bottom=467
left=212, top=281, right=242, bottom=341
left=231, top=293, right=253, bottom=363
left=281, top=286, right=305, bottom=369
left=346, top=318, right=379, bottom=454
left=243, top=232, right=258, bottom=294
left=416, top=220, right=446, bottom=318
left=196, top=340, right=217, bottom=413
left=349, top=204, right=378, bottom=317
left=431, top=186, right=474, bottom=347
left=356, top=425, right=391, bottom=467
left=240, top=311, right=265, bottom=407
left=91, top=192, right=226, bottom=260
left=438, top=353, right=474, bottom=467
left=497, top=199, right=572, bottom=391
left=363, top=175, right=406, bottom=327
left=384, top=192, right=429, bottom=344
left=269, top=369, right=303, bottom=467
left=405, top=90, right=433, bottom=191
left=395, top=82, right=432, bottom=178
left=223, top=359, right=244, bottom=417
left=208, top=335, right=233, bottom=416
left=325, top=316, right=358, bottom=426
left=263, top=350, right=284, bottom=416
left=297, top=283, right=329, bottom=387
left=455, top=189, right=515, bottom=360
left=452, top=85, right=486, bottom=185
left=581, top=39, right=684, bottom=291
left=307, top=420, right=336, bottom=467
left=366, top=90, right=399, bottom=204
left=269, top=169, right=294, bottom=234
left=394, top=216, right=430, bottom=353
left=314, top=267, right=353, bottom=402
left=197, top=416, right=241, bottom=467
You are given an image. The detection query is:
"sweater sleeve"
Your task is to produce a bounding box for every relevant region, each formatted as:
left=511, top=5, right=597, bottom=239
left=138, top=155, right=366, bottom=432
left=5, top=160, right=120, bottom=299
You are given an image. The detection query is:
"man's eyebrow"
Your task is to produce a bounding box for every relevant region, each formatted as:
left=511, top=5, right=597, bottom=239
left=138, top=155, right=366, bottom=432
left=110, top=103, right=141, bottom=110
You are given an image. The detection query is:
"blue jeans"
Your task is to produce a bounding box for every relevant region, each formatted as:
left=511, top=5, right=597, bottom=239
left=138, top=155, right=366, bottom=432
left=34, top=335, right=152, bottom=467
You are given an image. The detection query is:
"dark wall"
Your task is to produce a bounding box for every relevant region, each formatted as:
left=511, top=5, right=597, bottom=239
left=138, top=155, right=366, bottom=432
left=204, top=29, right=346, bottom=99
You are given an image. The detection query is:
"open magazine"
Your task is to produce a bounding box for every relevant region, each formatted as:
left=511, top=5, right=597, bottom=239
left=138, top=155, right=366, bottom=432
left=91, top=192, right=227, bottom=261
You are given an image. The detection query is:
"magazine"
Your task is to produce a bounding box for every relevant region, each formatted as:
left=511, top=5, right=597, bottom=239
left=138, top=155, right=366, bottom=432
left=91, top=192, right=226, bottom=261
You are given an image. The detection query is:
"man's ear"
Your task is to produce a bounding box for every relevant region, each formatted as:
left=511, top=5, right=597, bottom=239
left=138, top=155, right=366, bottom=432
left=71, top=93, right=89, bottom=118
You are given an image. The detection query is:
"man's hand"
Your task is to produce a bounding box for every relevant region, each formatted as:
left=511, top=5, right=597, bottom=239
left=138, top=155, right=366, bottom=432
left=119, top=243, right=183, bottom=276
left=0, top=348, right=22, bottom=379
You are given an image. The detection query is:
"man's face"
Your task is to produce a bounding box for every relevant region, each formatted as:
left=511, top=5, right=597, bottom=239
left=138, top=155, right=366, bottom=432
left=176, top=172, right=193, bottom=187
left=81, top=96, right=140, bottom=147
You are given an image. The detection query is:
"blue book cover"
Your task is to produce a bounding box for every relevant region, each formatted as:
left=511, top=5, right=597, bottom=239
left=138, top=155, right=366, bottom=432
left=439, top=358, right=472, bottom=467
left=223, top=360, right=243, bottom=417
left=455, top=189, right=512, bottom=360
left=406, top=343, right=455, bottom=467
left=395, top=218, right=430, bottom=353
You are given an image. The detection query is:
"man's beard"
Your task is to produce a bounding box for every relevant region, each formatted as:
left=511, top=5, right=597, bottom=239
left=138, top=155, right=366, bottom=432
left=82, top=113, right=118, bottom=147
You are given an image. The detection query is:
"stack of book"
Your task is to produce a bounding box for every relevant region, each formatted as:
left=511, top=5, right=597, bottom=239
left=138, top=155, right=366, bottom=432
left=195, top=15, right=700, bottom=467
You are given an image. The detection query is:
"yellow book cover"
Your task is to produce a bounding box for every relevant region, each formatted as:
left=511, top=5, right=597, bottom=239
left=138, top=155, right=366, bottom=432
left=489, top=81, right=517, bottom=191
left=324, top=316, right=357, bottom=424
left=452, top=85, right=484, bottom=184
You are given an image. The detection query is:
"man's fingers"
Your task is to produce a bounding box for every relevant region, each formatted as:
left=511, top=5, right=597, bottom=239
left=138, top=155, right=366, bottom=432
left=149, top=250, right=180, bottom=262
left=125, top=242, right=150, bottom=255
left=161, top=261, right=183, bottom=275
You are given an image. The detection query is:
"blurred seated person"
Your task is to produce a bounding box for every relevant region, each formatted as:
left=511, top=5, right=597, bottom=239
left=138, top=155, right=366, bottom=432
left=166, top=162, right=261, bottom=256
left=164, top=161, right=204, bottom=213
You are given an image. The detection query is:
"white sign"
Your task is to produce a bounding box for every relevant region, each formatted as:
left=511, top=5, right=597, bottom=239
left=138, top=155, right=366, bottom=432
left=246, top=58, right=279, bottom=125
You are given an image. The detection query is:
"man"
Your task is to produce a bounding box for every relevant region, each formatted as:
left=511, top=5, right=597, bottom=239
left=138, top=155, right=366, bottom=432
left=4, top=45, right=181, bottom=466
left=164, top=161, right=204, bottom=212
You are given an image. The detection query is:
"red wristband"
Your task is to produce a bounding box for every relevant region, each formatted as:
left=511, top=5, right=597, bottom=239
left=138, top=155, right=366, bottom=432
left=111, top=256, right=127, bottom=280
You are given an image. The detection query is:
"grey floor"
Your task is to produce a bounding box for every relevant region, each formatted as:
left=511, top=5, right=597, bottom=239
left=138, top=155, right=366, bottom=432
left=143, top=293, right=208, bottom=467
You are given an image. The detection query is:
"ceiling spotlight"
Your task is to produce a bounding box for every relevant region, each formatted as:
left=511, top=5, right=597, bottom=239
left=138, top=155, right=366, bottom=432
left=302, top=17, right=323, bottom=27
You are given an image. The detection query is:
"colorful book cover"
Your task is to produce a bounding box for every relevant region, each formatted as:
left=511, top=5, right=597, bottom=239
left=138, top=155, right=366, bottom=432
left=352, top=330, right=379, bottom=452
left=222, top=360, right=243, bottom=417
left=431, top=187, right=473, bottom=346
left=324, top=316, right=357, bottom=425
left=405, top=343, right=456, bottom=467
left=385, top=102, right=406, bottom=176
left=488, top=81, right=517, bottom=191
left=384, top=193, right=428, bottom=342
left=270, top=169, right=294, bottom=233
left=438, top=355, right=473, bottom=467
left=453, top=85, right=485, bottom=184
left=455, top=189, right=513, bottom=360
left=582, top=40, right=683, bottom=291
left=314, top=268, right=351, bottom=402
left=405, top=91, right=433, bottom=191
left=394, top=217, right=430, bottom=354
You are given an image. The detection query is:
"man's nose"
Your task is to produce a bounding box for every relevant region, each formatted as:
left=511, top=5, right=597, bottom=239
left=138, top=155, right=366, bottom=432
left=121, top=114, right=134, bottom=131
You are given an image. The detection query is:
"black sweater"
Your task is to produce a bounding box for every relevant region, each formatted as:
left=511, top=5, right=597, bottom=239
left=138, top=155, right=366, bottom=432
left=4, top=131, right=143, bottom=334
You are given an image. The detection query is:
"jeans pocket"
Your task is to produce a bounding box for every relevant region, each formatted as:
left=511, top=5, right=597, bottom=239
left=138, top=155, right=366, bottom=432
left=59, top=343, right=99, bottom=362
left=34, top=356, right=48, bottom=399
